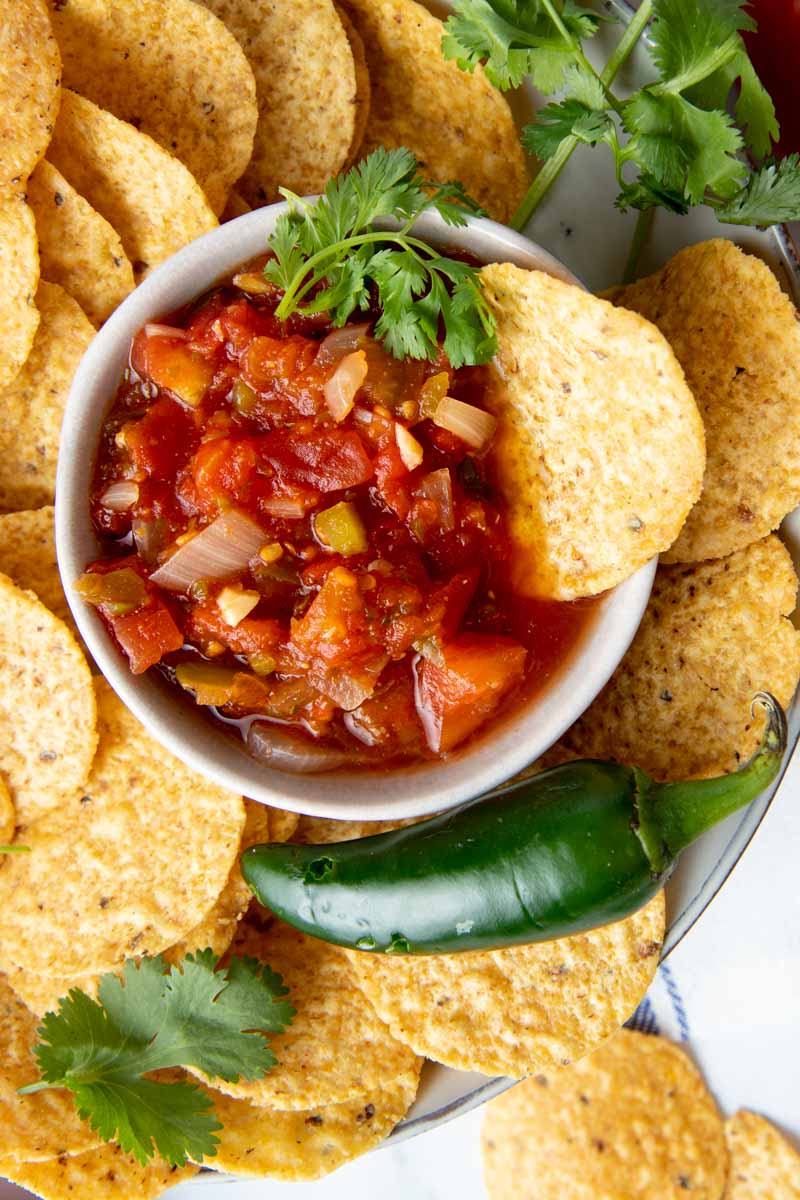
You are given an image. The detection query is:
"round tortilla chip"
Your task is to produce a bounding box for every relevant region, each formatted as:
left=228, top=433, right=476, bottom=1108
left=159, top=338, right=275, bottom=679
left=554, top=535, right=800, bottom=781
left=0, top=508, right=76, bottom=637
left=50, top=0, right=258, bottom=216
left=221, top=190, right=251, bottom=222
left=348, top=891, right=664, bottom=1078
left=335, top=5, right=371, bottom=167
left=200, top=1072, right=421, bottom=1180
left=0, top=971, right=101, bottom=1161
left=0, top=281, right=94, bottom=511
left=2, top=1145, right=196, bottom=1200
left=0, top=571, right=96, bottom=830
left=265, top=806, right=300, bottom=843
left=0, top=775, right=14, bottom=845
left=199, top=0, right=358, bottom=206
left=0, top=198, right=40, bottom=388
left=607, top=240, right=800, bottom=564
left=479, top=262, right=706, bottom=600
left=26, top=159, right=134, bottom=325
left=47, top=90, right=217, bottom=279
left=0, top=0, right=61, bottom=196
left=724, top=1110, right=800, bottom=1199
left=0, top=677, right=245, bottom=977
left=294, top=813, right=420, bottom=843
left=201, top=908, right=420, bottom=1111
left=339, top=0, right=528, bottom=224
left=481, top=1030, right=727, bottom=1200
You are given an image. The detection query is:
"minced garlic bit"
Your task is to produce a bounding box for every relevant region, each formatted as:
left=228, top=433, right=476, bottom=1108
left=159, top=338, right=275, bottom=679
left=217, top=585, right=260, bottom=627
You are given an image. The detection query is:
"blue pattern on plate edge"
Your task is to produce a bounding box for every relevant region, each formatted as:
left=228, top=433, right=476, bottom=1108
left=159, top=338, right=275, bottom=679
left=627, top=964, right=690, bottom=1042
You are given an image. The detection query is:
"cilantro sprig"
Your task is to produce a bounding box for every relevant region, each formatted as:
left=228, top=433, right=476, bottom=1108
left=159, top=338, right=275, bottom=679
left=443, top=0, right=800, bottom=268
left=20, top=951, right=295, bottom=1167
left=264, top=147, right=498, bottom=367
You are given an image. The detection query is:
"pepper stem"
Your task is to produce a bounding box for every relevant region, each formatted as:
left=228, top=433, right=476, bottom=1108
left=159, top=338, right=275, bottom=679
left=645, top=694, right=787, bottom=858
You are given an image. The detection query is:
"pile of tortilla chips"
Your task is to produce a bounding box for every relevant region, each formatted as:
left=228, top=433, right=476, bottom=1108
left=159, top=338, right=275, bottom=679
left=1, top=0, right=800, bottom=1197
left=481, top=1030, right=800, bottom=1200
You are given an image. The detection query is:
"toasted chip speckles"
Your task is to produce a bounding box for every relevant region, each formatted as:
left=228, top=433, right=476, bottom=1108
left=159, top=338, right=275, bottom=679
left=0, top=198, right=39, bottom=388
left=26, top=160, right=134, bottom=324
left=0, top=775, right=14, bottom=845
left=0, top=678, right=245, bottom=978
left=481, top=1031, right=727, bottom=1200
left=294, top=814, right=421, bottom=843
left=479, top=263, right=705, bottom=600
left=47, top=91, right=217, bottom=279
left=724, top=1110, right=800, bottom=1199
left=1, top=1144, right=197, bottom=1199
left=0, top=281, right=94, bottom=511
left=0, top=0, right=61, bottom=197
left=5, top=963, right=99, bottom=1019
left=200, top=1071, right=421, bottom=1180
left=50, top=0, right=258, bottom=216
left=266, top=807, right=300, bottom=844
left=201, top=909, right=420, bottom=1110
left=339, top=0, right=528, bottom=223
left=0, top=508, right=75, bottom=635
left=607, top=240, right=800, bottom=564
left=198, top=0, right=357, bottom=206
left=0, top=572, right=95, bottom=830
left=336, top=4, right=371, bottom=167
left=553, top=536, right=800, bottom=781
left=0, top=971, right=101, bottom=1161
left=348, top=891, right=664, bottom=1078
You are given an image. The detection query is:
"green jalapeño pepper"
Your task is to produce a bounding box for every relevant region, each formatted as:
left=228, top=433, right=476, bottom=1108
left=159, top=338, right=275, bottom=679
left=241, top=694, right=787, bottom=955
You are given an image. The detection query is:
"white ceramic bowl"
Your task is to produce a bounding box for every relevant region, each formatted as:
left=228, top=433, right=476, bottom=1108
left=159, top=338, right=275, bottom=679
left=56, top=206, right=656, bottom=819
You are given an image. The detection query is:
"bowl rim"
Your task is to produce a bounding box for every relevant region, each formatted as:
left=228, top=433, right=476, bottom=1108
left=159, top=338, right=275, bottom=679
left=55, top=204, right=656, bottom=819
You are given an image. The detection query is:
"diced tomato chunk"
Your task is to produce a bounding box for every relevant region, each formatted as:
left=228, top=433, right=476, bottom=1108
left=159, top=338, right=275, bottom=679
left=186, top=598, right=283, bottom=659
left=132, top=331, right=214, bottom=407
left=414, top=635, right=527, bottom=753
left=192, top=437, right=257, bottom=512
left=111, top=602, right=183, bottom=674
left=291, top=566, right=370, bottom=666
left=345, top=669, right=423, bottom=753
left=242, top=335, right=318, bottom=389
left=260, top=429, right=373, bottom=492
left=373, top=444, right=411, bottom=518
left=425, top=570, right=480, bottom=639
left=123, top=398, right=197, bottom=479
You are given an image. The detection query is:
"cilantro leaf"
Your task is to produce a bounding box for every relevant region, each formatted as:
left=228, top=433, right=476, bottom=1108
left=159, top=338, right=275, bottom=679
left=686, top=46, right=778, bottom=159
left=716, top=155, right=800, bottom=225
left=264, top=148, right=498, bottom=367
left=523, top=98, right=612, bottom=161
left=649, top=0, right=754, bottom=92
left=24, top=952, right=294, bottom=1167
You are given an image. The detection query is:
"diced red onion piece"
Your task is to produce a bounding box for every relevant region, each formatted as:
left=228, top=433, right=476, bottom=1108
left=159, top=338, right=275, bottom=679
left=315, top=323, right=370, bottom=368
left=144, top=323, right=190, bottom=341
left=324, top=350, right=368, bottom=422
left=150, top=509, right=266, bottom=592
left=433, top=395, right=497, bottom=451
left=415, top=468, right=455, bottom=532
left=247, top=722, right=363, bottom=773
left=260, top=495, right=308, bottom=519
left=100, top=480, right=139, bottom=512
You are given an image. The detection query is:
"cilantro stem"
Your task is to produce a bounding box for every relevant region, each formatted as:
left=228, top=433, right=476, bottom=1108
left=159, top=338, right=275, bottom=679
left=649, top=32, right=740, bottom=96
left=622, top=206, right=654, bottom=283
left=0, top=845, right=29, bottom=853
left=274, top=229, right=439, bottom=317
left=510, top=0, right=654, bottom=231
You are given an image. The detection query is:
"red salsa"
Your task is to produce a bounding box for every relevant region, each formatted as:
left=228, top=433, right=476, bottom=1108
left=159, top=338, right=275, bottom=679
left=81, top=260, right=596, bottom=771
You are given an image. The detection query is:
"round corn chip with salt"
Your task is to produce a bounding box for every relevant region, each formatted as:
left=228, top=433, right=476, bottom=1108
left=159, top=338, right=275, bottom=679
left=2, top=1145, right=196, bottom=1200
left=607, top=240, right=800, bottom=564
left=199, top=908, right=420, bottom=1111
left=294, top=813, right=420, bottom=843
left=50, top=0, right=258, bottom=216
left=479, top=262, right=705, bottom=600
left=554, top=535, right=800, bottom=781
left=200, top=1071, right=421, bottom=1181
left=0, top=775, right=14, bottom=845
left=347, top=891, right=664, bottom=1078
left=198, top=0, right=358, bottom=206
left=481, top=1030, right=727, bottom=1200
left=0, top=508, right=75, bottom=636
left=47, top=91, right=217, bottom=279
left=0, top=0, right=61, bottom=196
left=26, top=160, right=134, bottom=325
left=0, top=572, right=95, bottom=830
left=0, top=198, right=39, bottom=388
left=5, top=962, right=99, bottom=1019
left=335, top=4, right=371, bottom=167
left=724, top=1110, right=800, bottom=1199
left=0, top=971, right=101, bottom=1161
left=339, top=0, right=528, bottom=224
left=0, top=678, right=245, bottom=977
left=0, top=281, right=94, bottom=511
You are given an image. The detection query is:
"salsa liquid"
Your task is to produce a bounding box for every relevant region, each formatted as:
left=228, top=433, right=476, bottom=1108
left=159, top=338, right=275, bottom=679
left=83, top=260, right=597, bottom=771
